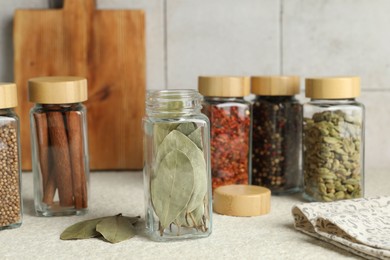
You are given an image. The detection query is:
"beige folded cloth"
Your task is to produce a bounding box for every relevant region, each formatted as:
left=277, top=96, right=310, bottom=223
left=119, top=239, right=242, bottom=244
left=292, top=196, right=390, bottom=260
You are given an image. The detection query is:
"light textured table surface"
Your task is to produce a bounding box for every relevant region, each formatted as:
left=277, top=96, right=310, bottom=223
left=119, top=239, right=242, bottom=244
left=0, top=170, right=388, bottom=259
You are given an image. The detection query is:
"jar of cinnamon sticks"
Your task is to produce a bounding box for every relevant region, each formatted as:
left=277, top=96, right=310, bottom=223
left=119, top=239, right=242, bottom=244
left=0, top=83, right=23, bottom=229
left=29, top=77, right=89, bottom=216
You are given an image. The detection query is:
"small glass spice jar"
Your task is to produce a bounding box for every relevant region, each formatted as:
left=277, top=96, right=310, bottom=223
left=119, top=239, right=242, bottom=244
left=29, top=77, right=89, bottom=216
left=251, top=76, right=302, bottom=194
left=303, top=77, right=365, bottom=202
left=198, top=76, right=252, bottom=191
left=143, top=89, right=212, bottom=241
left=0, top=83, right=23, bottom=230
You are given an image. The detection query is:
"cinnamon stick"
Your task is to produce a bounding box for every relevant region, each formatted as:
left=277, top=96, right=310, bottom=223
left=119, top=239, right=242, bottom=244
left=34, top=112, right=57, bottom=204
left=47, top=112, right=73, bottom=207
left=66, top=111, right=87, bottom=209
left=42, top=172, right=56, bottom=205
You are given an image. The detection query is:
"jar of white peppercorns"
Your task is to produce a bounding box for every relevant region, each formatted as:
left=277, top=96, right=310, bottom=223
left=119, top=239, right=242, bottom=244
left=0, top=83, right=22, bottom=230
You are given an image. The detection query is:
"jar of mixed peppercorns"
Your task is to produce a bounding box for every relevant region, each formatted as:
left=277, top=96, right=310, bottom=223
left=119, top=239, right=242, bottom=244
left=0, top=83, right=22, bottom=230
left=198, top=76, right=251, bottom=191
left=251, top=76, right=302, bottom=194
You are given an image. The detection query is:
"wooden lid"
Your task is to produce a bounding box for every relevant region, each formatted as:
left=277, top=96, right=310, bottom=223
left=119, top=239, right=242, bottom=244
left=198, top=76, right=250, bottom=97
left=305, top=76, right=360, bottom=99
left=213, top=185, right=271, bottom=217
left=0, top=83, right=18, bottom=109
left=28, top=76, right=88, bottom=104
left=251, top=76, right=300, bottom=96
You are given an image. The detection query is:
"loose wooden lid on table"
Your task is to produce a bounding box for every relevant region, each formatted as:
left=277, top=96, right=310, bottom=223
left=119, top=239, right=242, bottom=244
left=214, top=184, right=271, bottom=217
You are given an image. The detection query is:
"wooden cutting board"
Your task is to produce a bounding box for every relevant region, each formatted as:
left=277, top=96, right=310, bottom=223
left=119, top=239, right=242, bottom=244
left=14, top=0, right=145, bottom=170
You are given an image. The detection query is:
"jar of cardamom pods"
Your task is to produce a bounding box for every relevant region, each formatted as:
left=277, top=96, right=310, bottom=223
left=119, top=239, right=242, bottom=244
left=303, top=77, right=364, bottom=202
left=29, top=77, right=89, bottom=216
left=143, top=90, right=212, bottom=241
left=0, top=83, right=22, bottom=230
left=251, top=76, right=302, bottom=194
left=198, top=76, right=251, bottom=191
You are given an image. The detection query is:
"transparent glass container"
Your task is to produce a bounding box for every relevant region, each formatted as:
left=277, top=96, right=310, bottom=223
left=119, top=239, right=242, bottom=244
left=251, top=76, right=302, bottom=194
left=0, top=83, right=23, bottom=230
left=198, top=76, right=251, bottom=191
left=303, top=77, right=365, bottom=202
left=29, top=77, right=89, bottom=216
left=143, top=90, right=212, bottom=241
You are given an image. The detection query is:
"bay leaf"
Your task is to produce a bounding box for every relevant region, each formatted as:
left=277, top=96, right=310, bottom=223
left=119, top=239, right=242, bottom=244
left=124, top=216, right=141, bottom=225
left=155, top=130, right=207, bottom=215
left=151, top=149, right=195, bottom=232
left=155, top=130, right=205, bottom=167
left=175, top=210, right=190, bottom=227
left=95, top=215, right=136, bottom=244
left=176, top=122, right=196, bottom=136
left=153, top=123, right=180, bottom=150
left=188, top=127, right=203, bottom=150
left=60, top=217, right=108, bottom=240
left=189, top=203, right=205, bottom=228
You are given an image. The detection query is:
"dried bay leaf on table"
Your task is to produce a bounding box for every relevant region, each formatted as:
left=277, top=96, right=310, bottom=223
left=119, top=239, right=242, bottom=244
left=60, top=217, right=109, bottom=240
left=96, top=215, right=137, bottom=244
left=60, top=215, right=140, bottom=242
left=151, top=149, right=195, bottom=232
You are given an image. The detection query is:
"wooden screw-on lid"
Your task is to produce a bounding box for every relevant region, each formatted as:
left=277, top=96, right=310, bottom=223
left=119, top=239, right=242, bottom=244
left=0, top=83, right=18, bottom=109
left=251, top=76, right=300, bottom=96
left=305, top=76, right=360, bottom=99
left=198, top=76, right=250, bottom=97
left=214, top=185, right=271, bottom=217
left=28, top=76, right=88, bottom=104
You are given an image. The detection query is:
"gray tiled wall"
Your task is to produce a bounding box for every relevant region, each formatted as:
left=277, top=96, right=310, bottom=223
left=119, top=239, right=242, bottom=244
left=1, top=0, right=389, bottom=169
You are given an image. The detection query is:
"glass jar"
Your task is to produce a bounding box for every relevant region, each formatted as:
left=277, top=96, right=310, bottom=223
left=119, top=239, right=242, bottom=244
left=143, top=89, right=212, bottom=241
left=0, top=83, right=23, bottom=230
left=29, top=77, right=89, bottom=216
left=251, top=76, right=302, bottom=194
left=303, top=77, right=364, bottom=202
left=198, top=76, right=251, bottom=191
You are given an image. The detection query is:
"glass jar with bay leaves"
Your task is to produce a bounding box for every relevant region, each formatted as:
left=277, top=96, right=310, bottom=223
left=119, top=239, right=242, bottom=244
left=143, top=89, right=212, bottom=241
left=303, top=77, right=365, bottom=202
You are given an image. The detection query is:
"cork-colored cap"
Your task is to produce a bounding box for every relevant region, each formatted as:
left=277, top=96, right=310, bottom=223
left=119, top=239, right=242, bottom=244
left=0, top=83, right=18, bottom=109
left=28, top=76, right=88, bottom=104
left=213, top=185, right=271, bottom=217
left=251, top=76, right=300, bottom=96
left=305, top=76, right=360, bottom=99
left=198, top=76, right=250, bottom=97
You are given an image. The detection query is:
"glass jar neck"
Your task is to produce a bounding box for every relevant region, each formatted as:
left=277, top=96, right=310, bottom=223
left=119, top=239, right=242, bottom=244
left=146, top=90, right=202, bottom=117
left=0, top=108, right=16, bottom=116
left=309, top=98, right=356, bottom=104
left=203, top=96, right=244, bottom=102
left=255, top=95, right=296, bottom=102
left=35, top=103, right=83, bottom=110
